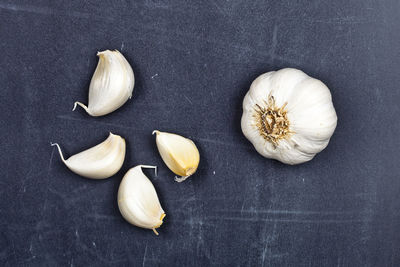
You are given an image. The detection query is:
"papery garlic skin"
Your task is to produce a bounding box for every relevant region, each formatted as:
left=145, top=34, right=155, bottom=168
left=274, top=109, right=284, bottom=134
left=51, top=133, right=125, bottom=179
left=241, top=68, right=337, bottom=165
left=153, top=130, right=200, bottom=182
left=118, top=165, right=165, bottom=235
left=73, top=50, right=134, bottom=116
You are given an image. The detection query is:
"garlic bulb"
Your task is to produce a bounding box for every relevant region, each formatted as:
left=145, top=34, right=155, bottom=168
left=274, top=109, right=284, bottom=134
left=241, top=68, right=337, bottom=165
left=118, top=165, right=166, bottom=235
left=153, top=130, right=200, bottom=182
left=51, top=133, right=126, bottom=179
left=73, top=50, right=134, bottom=116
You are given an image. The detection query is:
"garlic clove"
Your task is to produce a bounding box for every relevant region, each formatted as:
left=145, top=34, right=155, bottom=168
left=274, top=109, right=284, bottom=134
left=73, top=49, right=134, bottom=116
left=118, top=165, right=166, bottom=235
left=51, top=132, right=126, bottom=179
left=153, top=130, right=200, bottom=182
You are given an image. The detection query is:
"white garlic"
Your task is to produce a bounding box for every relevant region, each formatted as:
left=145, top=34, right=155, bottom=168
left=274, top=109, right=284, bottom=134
left=51, top=132, right=126, bottom=179
left=118, top=165, right=166, bottom=235
left=73, top=50, right=134, bottom=116
left=153, top=130, right=200, bottom=182
left=241, top=68, right=337, bottom=165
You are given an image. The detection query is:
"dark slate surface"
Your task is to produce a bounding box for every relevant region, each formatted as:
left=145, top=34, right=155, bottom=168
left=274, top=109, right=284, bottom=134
left=1, top=0, right=399, bottom=266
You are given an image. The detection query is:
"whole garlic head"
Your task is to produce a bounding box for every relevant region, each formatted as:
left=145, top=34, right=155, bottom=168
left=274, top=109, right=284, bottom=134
left=73, top=50, right=134, bottom=116
left=241, top=68, right=337, bottom=165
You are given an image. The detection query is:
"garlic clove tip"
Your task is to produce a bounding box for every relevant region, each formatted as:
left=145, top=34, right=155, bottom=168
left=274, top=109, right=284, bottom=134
left=174, top=175, right=190, bottom=183
left=152, top=213, right=166, bottom=235
left=139, top=165, right=157, bottom=177
left=72, top=101, right=89, bottom=114
left=50, top=142, right=66, bottom=163
left=152, top=228, right=159, bottom=235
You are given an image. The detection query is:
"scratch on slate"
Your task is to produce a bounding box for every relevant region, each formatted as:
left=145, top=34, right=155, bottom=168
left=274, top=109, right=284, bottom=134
left=184, top=95, right=193, bottom=105
left=302, top=16, right=376, bottom=25
left=196, top=220, right=203, bottom=253
left=197, top=137, right=251, bottom=149
left=85, top=58, right=91, bottom=76
left=0, top=3, right=115, bottom=22
left=151, top=73, right=158, bottom=79
left=0, top=3, right=90, bottom=19
left=86, top=213, right=119, bottom=221
left=240, top=202, right=246, bottom=215
left=72, top=184, right=88, bottom=194
left=48, top=146, right=55, bottom=174
left=209, top=0, right=245, bottom=35
left=10, top=237, right=17, bottom=264
left=211, top=216, right=369, bottom=224
left=0, top=3, right=53, bottom=15
left=57, top=115, right=89, bottom=123
left=261, top=235, right=268, bottom=266
left=57, top=115, right=136, bottom=130
left=121, top=42, right=125, bottom=51
left=261, top=222, right=278, bottom=266
left=125, top=19, right=304, bottom=66
left=36, top=146, right=55, bottom=223
left=75, top=229, right=79, bottom=239
left=210, top=1, right=227, bottom=16
left=337, top=256, right=341, bottom=267
left=222, top=209, right=368, bottom=215
left=70, top=11, right=89, bottom=19
left=48, top=187, right=88, bottom=205
left=270, top=25, right=278, bottom=61
left=20, top=168, right=35, bottom=193
left=179, top=195, right=196, bottom=209
left=144, top=0, right=169, bottom=10
left=142, top=243, right=148, bottom=267
left=317, top=40, right=338, bottom=71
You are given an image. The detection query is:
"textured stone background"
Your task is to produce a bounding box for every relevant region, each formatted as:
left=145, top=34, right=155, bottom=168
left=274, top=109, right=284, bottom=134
left=0, top=0, right=399, bottom=266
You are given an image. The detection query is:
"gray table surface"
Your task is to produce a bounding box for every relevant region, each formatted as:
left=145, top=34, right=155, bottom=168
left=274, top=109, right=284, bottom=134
left=1, top=0, right=399, bottom=266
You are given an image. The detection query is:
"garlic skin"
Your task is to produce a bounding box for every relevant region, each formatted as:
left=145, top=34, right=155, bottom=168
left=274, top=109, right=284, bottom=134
left=51, top=133, right=126, bottom=179
left=118, top=165, right=166, bottom=235
left=73, top=50, right=134, bottom=116
left=241, top=68, right=337, bottom=165
left=153, top=130, right=200, bottom=182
